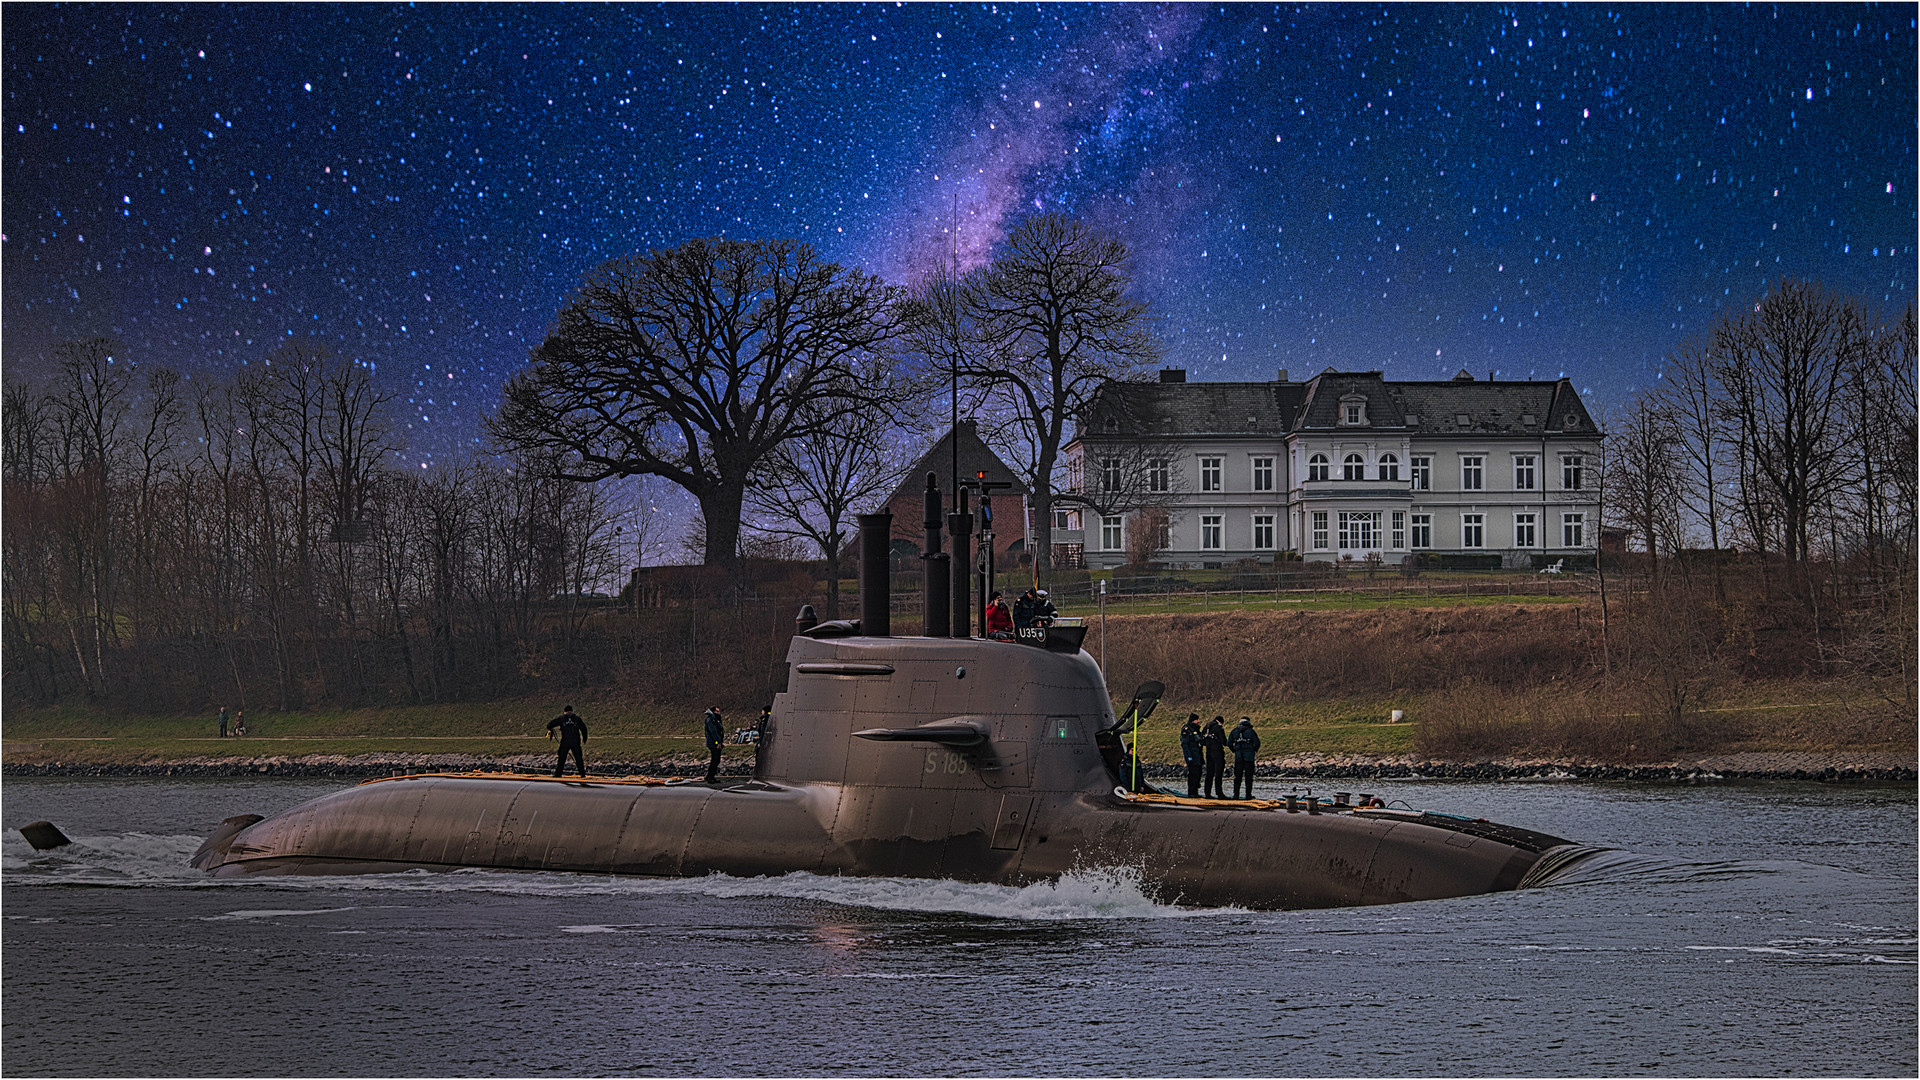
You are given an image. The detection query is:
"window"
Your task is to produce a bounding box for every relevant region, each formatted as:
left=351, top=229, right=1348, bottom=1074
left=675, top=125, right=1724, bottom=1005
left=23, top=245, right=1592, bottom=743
left=1343, top=453, right=1366, bottom=481
left=1410, top=455, right=1431, bottom=490
left=1252, top=514, right=1275, bottom=550
left=1338, top=511, right=1379, bottom=549
left=1410, top=512, right=1433, bottom=549
left=1391, top=510, right=1406, bottom=549
left=1343, top=402, right=1364, bottom=425
left=1052, top=508, right=1075, bottom=531
left=1513, top=454, right=1536, bottom=491
left=1562, top=454, right=1585, bottom=491
left=1307, top=453, right=1329, bottom=482
left=1461, top=455, right=1485, bottom=491
left=1562, top=512, right=1586, bottom=548
left=1311, top=511, right=1329, bottom=551
left=1200, top=514, right=1223, bottom=550
left=1251, top=456, right=1275, bottom=492
left=1101, top=515, right=1124, bottom=551
left=1378, top=453, right=1400, bottom=481
left=1462, top=513, right=1485, bottom=549
left=1148, top=457, right=1170, bottom=493
left=1514, top=512, right=1536, bottom=548
left=1099, top=457, right=1122, bottom=494
left=1200, top=456, right=1223, bottom=493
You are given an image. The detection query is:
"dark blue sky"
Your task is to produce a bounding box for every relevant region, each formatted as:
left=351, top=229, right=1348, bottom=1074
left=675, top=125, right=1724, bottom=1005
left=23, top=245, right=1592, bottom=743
left=5, top=3, right=1914, bottom=470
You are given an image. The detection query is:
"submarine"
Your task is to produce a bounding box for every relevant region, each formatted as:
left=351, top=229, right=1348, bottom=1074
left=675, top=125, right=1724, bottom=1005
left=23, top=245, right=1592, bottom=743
left=192, top=485, right=1600, bottom=909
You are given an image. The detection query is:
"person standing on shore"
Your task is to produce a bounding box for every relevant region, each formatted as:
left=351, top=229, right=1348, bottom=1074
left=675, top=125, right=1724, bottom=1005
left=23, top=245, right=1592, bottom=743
left=1228, top=717, right=1262, bottom=799
left=217, top=706, right=229, bottom=739
left=1201, top=715, right=1228, bottom=799
left=1179, top=714, right=1204, bottom=798
left=703, top=706, right=725, bottom=783
left=547, top=705, right=588, bottom=778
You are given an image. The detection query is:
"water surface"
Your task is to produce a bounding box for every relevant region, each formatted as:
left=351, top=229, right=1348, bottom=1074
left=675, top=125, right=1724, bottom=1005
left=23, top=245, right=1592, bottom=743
left=4, top=776, right=1913, bottom=1076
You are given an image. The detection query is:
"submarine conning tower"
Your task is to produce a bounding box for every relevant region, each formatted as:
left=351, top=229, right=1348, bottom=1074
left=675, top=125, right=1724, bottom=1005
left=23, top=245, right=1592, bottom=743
left=759, top=504, right=1120, bottom=795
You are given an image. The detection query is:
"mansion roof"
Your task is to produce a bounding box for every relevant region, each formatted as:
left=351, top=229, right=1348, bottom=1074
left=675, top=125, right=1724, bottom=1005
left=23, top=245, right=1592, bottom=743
left=1079, top=369, right=1598, bottom=442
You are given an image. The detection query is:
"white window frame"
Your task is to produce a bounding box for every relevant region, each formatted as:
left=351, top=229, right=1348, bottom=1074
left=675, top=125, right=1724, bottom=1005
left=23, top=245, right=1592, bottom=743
left=1199, top=456, right=1223, bottom=493
left=1378, top=453, right=1400, bottom=481
left=1307, top=453, right=1329, bottom=482
left=1513, top=454, right=1537, bottom=491
left=1251, top=456, right=1275, bottom=492
left=1251, top=513, right=1275, bottom=550
left=1100, top=515, right=1124, bottom=551
left=1338, top=511, right=1380, bottom=550
left=1200, top=514, right=1224, bottom=550
left=1460, top=455, right=1485, bottom=491
left=1562, top=454, right=1585, bottom=491
left=1461, top=513, right=1485, bottom=549
left=1410, top=455, right=1431, bottom=491
left=1148, top=457, right=1170, bottom=494
left=1410, top=512, right=1433, bottom=549
left=1343, top=453, right=1366, bottom=481
left=1514, top=512, right=1537, bottom=548
left=1099, top=457, right=1122, bottom=494
left=1562, top=512, right=1586, bottom=548
left=1390, top=510, right=1407, bottom=550
left=1310, top=510, right=1329, bottom=551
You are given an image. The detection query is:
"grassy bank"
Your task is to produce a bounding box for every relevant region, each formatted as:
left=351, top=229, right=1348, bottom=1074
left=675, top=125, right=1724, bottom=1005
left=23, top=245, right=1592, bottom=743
left=6, top=599, right=1911, bottom=770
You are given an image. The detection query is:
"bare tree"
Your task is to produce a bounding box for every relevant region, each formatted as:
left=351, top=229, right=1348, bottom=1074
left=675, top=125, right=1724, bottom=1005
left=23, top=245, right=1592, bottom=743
left=1709, top=280, right=1865, bottom=564
left=918, top=214, right=1162, bottom=578
left=1606, top=394, right=1685, bottom=566
left=491, top=237, right=907, bottom=568
left=746, top=404, right=912, bottom=618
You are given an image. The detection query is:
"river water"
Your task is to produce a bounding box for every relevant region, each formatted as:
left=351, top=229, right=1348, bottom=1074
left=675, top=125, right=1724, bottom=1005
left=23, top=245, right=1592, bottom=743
left=3, top=776, right=1913, bottom=1077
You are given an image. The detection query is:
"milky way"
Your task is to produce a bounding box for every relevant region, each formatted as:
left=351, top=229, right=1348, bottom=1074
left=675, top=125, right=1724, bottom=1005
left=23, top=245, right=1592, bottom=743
left=4, top=4, right=1913, bottom=470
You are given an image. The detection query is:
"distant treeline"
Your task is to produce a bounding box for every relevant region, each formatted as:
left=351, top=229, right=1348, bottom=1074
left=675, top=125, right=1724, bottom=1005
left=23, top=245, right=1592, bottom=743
left=1, top=339, right=682, bottom=712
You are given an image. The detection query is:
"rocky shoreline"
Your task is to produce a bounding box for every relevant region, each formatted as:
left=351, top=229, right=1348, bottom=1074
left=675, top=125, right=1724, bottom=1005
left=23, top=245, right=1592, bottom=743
left=4, top=750, right=1912, bottom=784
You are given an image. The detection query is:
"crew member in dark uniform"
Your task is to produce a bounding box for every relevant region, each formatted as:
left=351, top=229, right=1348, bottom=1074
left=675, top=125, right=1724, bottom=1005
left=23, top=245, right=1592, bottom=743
left=754, top=704, right=771, bottom=773
left=1228, top=716, right=1262, bottom=799
left=547, top=705, right=588, bottom=778
left=1201, top=715, right=1228, bottom=799
left=1179, top=714, right=1204, bottom=798
left=703, top=706, right=725, bottom=783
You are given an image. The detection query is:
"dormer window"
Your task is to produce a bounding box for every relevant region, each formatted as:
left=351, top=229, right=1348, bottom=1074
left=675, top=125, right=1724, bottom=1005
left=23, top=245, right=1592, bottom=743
left=1564, top=414, right=1581, bottom=430
left=1338, top=395, right=1369, bottom=426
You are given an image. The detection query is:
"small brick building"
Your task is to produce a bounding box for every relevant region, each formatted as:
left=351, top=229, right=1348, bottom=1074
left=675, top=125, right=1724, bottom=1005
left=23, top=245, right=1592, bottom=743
left=881, top=420, right=1029, bottom=566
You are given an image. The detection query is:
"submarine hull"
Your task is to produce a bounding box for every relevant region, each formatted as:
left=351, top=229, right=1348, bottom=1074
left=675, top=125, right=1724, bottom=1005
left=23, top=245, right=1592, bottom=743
left=192, top=634, right=1583, bottom=909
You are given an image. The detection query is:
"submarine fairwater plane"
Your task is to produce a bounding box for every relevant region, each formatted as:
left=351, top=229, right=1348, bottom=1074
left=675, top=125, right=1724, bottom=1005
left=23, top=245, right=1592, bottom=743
left=190, top=490, right=1603, bottom=909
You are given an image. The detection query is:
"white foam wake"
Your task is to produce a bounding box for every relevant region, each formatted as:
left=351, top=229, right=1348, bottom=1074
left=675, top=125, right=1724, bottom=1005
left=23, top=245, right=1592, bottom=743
left=4, top=831, right=1235, bottom=920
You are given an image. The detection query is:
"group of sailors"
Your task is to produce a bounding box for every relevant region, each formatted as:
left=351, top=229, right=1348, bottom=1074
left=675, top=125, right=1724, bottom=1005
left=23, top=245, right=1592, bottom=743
left=983, top=587, right=1057, bottom=641
left=1179, top=714, right=1263, bottom=800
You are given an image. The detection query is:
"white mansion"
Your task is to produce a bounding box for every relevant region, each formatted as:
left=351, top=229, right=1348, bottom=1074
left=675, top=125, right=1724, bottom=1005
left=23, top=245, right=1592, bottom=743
left=1058, top=367, right=1603, bottom=569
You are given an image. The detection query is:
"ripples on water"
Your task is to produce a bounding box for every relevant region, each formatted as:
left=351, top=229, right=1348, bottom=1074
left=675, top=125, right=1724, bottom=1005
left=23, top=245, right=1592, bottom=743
left=4, top=777, right=1914, bottom=1077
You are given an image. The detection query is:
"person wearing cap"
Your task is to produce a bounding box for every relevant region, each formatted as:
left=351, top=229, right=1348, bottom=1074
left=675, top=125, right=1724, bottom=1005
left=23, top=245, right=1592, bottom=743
left=547, top=705, right=589, bottom=778
left=1032, top=588, right=1058, bottom=625
left=1228, top=716, right=1263, bottom=799
left=1179, top=714, right=1204, bottom=798
left=703, top=705, right=726, bottom=782
left=1201, top=715, right=1229, bottom=799
left=1011, top=588, right=1037, bottom=629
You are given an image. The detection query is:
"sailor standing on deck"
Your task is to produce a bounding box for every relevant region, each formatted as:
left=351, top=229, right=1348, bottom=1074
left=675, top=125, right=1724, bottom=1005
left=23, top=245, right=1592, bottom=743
left=1228, top=717, right=1262, bottom=799
left=1201, top=716, right=1228, bottom=799
left=703, top=706, right=726, bottom=783
left=547, top=705, right=588, bottom=778
left=1179, top=714, right=1204, bottom=798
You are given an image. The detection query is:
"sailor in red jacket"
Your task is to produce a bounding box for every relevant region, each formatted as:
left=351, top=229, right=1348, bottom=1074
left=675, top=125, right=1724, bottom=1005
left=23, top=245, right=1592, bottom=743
left=984, top=591, right=1014, bottom=639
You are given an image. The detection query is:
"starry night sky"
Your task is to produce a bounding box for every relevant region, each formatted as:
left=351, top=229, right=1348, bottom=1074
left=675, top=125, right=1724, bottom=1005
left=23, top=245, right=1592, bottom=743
left=5, top=3, right=1914, bottom=472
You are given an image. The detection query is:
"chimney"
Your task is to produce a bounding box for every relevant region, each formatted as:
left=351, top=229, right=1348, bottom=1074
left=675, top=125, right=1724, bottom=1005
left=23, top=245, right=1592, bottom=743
left=1159, top=368, right=1187, bottom=383
left=1276, top=368, right=1290, bottom=383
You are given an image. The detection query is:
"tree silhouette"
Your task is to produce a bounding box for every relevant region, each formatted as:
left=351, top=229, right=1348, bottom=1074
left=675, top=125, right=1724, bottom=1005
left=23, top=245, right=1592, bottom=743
left=492, top=237, right=905, bottom=567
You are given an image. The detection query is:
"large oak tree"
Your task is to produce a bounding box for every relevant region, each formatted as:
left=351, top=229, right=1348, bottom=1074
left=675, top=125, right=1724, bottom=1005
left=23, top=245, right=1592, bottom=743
left=491, top=237, right=906, bottom=567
